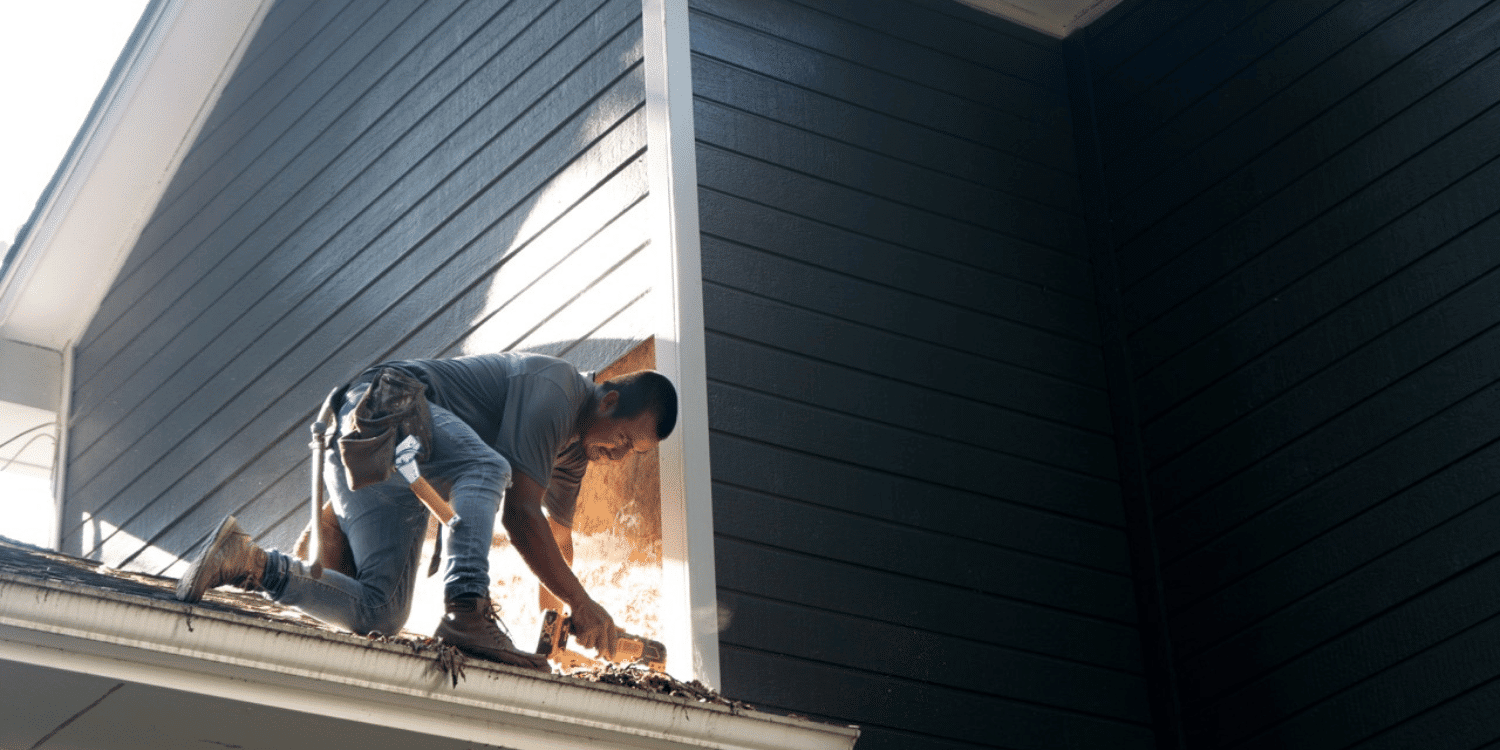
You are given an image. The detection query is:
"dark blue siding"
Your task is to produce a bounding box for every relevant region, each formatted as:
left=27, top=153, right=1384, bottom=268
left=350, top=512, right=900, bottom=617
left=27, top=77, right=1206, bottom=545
left=1074, top=0, right=1500, bottom=747
left=64, top=0, right=649, bottom=569
left=692, top=0, right=1151, bottom=747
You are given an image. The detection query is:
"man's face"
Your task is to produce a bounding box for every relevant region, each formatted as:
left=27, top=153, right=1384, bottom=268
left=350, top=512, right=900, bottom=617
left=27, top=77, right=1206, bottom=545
left=583, top=393, right=660, bottom=463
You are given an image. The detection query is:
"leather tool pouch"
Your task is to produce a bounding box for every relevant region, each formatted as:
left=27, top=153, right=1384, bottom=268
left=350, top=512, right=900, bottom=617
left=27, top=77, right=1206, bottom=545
left=337, top=366, right=434, bottom=491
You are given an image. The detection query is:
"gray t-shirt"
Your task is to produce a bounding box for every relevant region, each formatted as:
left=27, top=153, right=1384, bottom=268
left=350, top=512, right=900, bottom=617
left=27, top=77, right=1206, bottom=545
left=386, top=352, right=595, bottom=526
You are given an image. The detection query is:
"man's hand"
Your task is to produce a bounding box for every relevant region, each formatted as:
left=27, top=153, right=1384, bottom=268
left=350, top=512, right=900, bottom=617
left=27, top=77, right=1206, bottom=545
left=569, top=597, right=620, bottom=661
left=502, top=472, right=620, bottom=660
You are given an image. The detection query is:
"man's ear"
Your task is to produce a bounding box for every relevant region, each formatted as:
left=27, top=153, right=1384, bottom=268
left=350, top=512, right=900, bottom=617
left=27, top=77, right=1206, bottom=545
left=598, top=389, right=620, bottom=417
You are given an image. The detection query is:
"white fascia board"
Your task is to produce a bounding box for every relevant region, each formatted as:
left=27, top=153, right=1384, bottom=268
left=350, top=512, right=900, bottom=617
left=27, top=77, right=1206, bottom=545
left=644, top=0, right=721, bottom=689
left=0, top=0, right=275, bottom=350
left=0, top=574, right=858, bottom=750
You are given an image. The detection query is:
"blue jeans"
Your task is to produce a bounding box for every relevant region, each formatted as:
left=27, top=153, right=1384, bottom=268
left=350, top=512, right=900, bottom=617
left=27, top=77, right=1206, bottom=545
left=262, top=384, right=511, bottom=634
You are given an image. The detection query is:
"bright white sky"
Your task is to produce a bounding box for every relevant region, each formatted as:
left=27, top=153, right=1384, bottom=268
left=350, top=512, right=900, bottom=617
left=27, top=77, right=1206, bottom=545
left=0, top=0, right=150, bottom=547
left=0, top=0, right=152, bottom=247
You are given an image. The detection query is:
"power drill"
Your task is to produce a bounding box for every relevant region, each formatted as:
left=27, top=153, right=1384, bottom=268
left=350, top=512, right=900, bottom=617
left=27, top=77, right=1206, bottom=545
left=534, top=609, right=667, bottom=671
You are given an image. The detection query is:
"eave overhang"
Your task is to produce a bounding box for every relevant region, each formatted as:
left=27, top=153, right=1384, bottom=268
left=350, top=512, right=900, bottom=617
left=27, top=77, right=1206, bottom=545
left=0, top=0, right=274, bottom=350
left=953, top=0, right=1127, bottom=37
left=0, top=565, right=857, bottom=750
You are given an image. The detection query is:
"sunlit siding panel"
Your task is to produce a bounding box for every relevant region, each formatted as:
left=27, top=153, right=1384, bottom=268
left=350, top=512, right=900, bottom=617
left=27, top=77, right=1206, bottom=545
left=63, top=0, right=650, bottom=569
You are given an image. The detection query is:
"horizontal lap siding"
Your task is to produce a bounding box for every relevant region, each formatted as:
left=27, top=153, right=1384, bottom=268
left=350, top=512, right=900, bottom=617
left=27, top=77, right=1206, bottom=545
left=63, top=0, right=649, bottom=571
left=1079, top=0, right=1500, bottom=747
left=692, top=1, right=1149, bottom=748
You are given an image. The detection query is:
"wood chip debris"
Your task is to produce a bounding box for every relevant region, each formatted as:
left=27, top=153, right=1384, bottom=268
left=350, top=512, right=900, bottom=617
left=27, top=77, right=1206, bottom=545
left=1, top=540, right=753, bottom=710
left=359, top=633, right=749, bottom=712
left=366, top=633, right=469, bottom=687
left=561, top=663, right=755, bottom=713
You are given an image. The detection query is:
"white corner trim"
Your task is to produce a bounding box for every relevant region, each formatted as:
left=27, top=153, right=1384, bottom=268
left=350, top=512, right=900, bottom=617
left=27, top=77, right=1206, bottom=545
left=0, top=575, right=858, bottom=750
left=50, top=342, right=74, bottom=552
left=0, top=0, right=276, bottom=350
left=642, top=0, right=720, bottom=689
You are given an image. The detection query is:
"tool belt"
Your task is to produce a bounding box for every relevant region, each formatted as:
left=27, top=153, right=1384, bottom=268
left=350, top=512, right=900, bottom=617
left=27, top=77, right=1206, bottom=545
left=337, top=366, right=434, bottom=491
left=298, top=365, right=437, bottom=579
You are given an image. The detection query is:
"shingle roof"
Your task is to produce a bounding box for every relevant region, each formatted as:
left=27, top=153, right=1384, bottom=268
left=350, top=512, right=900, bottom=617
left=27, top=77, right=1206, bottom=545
left=0, top=536, right=858, bottom=750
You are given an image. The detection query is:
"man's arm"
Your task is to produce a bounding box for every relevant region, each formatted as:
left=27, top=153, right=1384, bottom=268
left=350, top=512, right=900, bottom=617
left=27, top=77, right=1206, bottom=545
left=502, top=471, right=619, bottom=658
left=538, top=516, right=573, bottom=614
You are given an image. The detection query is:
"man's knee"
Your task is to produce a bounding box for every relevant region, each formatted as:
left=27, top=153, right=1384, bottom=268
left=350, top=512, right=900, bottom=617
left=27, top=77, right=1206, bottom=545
left=450, top=452, right=510, bottom=499
left=350, top=602, right=408, bottom=636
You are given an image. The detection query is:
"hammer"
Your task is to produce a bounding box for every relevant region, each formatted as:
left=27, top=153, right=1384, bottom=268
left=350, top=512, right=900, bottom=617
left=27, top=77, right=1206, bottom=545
left=394, top=434, right=460, bottom=529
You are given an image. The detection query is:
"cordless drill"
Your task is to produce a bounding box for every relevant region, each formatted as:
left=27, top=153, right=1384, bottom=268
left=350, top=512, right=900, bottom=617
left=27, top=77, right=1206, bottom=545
left=535, top=609, right=667, bottom=671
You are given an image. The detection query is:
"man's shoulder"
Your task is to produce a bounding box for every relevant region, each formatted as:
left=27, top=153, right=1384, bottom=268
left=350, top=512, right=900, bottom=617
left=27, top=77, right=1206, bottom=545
left=414, top=352, right=570, bottom=381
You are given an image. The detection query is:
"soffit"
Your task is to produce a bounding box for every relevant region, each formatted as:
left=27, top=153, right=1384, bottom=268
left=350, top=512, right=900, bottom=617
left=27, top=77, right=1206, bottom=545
left=0, top=0, right=273, bottom=350
left=954, top=0, right=1127, bottom=37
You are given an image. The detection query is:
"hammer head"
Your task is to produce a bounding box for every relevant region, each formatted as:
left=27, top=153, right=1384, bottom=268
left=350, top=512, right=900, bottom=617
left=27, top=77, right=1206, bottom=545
left=393, top=434, right=422, bottom=483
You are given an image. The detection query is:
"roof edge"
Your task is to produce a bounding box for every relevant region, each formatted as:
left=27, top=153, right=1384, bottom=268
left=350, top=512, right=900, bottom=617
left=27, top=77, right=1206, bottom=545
left=0, top=573, right=858, bottom=750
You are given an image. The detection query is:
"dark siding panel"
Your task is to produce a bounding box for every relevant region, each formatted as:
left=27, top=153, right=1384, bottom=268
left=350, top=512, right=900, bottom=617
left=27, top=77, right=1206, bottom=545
left=716, top=591, right=1150, bottom=724
left=690, top=10, right=1077, bottom=174
left=1084, top=0, right=1203, bottom=79
left=697, top=147, right=1094, bottom=297
left=709, top=434, right=1132, bottom=572
left=693, top=57, right=1081, bottom=213
left=713, top=484, right=1133, bottom=620
left=698, top=189, right=1096, bottom=340
left=64, top=0, right=648, bottom=570
left=721, top=647, right=1155, bottom=750
left=1091, top=0, right=1286, bottom=131
left=1139, top=167, right=1500, bottom=465
left=695, top=99, right=1084, bottom=252
left=705, top=334, right=1117, bottom=480
left=1117, top=0, right=1494, bottom=306
left=1080, top=0, right=1500, bottom=746
left=102, top=0, right=371, bottom=307
left=693, top=0, right=1148, bottom=746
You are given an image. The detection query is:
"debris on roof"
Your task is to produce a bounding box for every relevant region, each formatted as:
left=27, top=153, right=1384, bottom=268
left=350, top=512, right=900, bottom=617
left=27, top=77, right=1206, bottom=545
left=0, top=535, right=751, bottom=708
left=0, top=534, right=327, bottom=631
left=563, top=662, right=756, bottom=712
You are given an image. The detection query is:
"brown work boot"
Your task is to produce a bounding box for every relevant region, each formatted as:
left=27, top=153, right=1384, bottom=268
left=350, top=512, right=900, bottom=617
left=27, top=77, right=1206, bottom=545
left=175, top=515, right=268, bottom=602
left=435, top=594, right=550, bottom=671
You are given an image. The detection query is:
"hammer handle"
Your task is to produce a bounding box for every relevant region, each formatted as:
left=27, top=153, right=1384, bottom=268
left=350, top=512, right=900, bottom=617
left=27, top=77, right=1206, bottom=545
left=409, top=475, right=458, bottom=526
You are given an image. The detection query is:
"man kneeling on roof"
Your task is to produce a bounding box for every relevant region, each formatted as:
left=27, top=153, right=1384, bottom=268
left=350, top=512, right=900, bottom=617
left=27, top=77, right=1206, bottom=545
left=175, top=352, right=677, bottom=671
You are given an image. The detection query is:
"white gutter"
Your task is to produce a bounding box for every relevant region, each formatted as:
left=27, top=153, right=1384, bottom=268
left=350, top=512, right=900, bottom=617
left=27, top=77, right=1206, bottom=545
left=0, top=573, right=857, bottom=750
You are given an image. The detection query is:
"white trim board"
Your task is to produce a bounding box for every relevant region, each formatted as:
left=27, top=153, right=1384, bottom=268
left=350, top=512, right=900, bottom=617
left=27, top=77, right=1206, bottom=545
left=643, top=0, right=722, bottom=690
